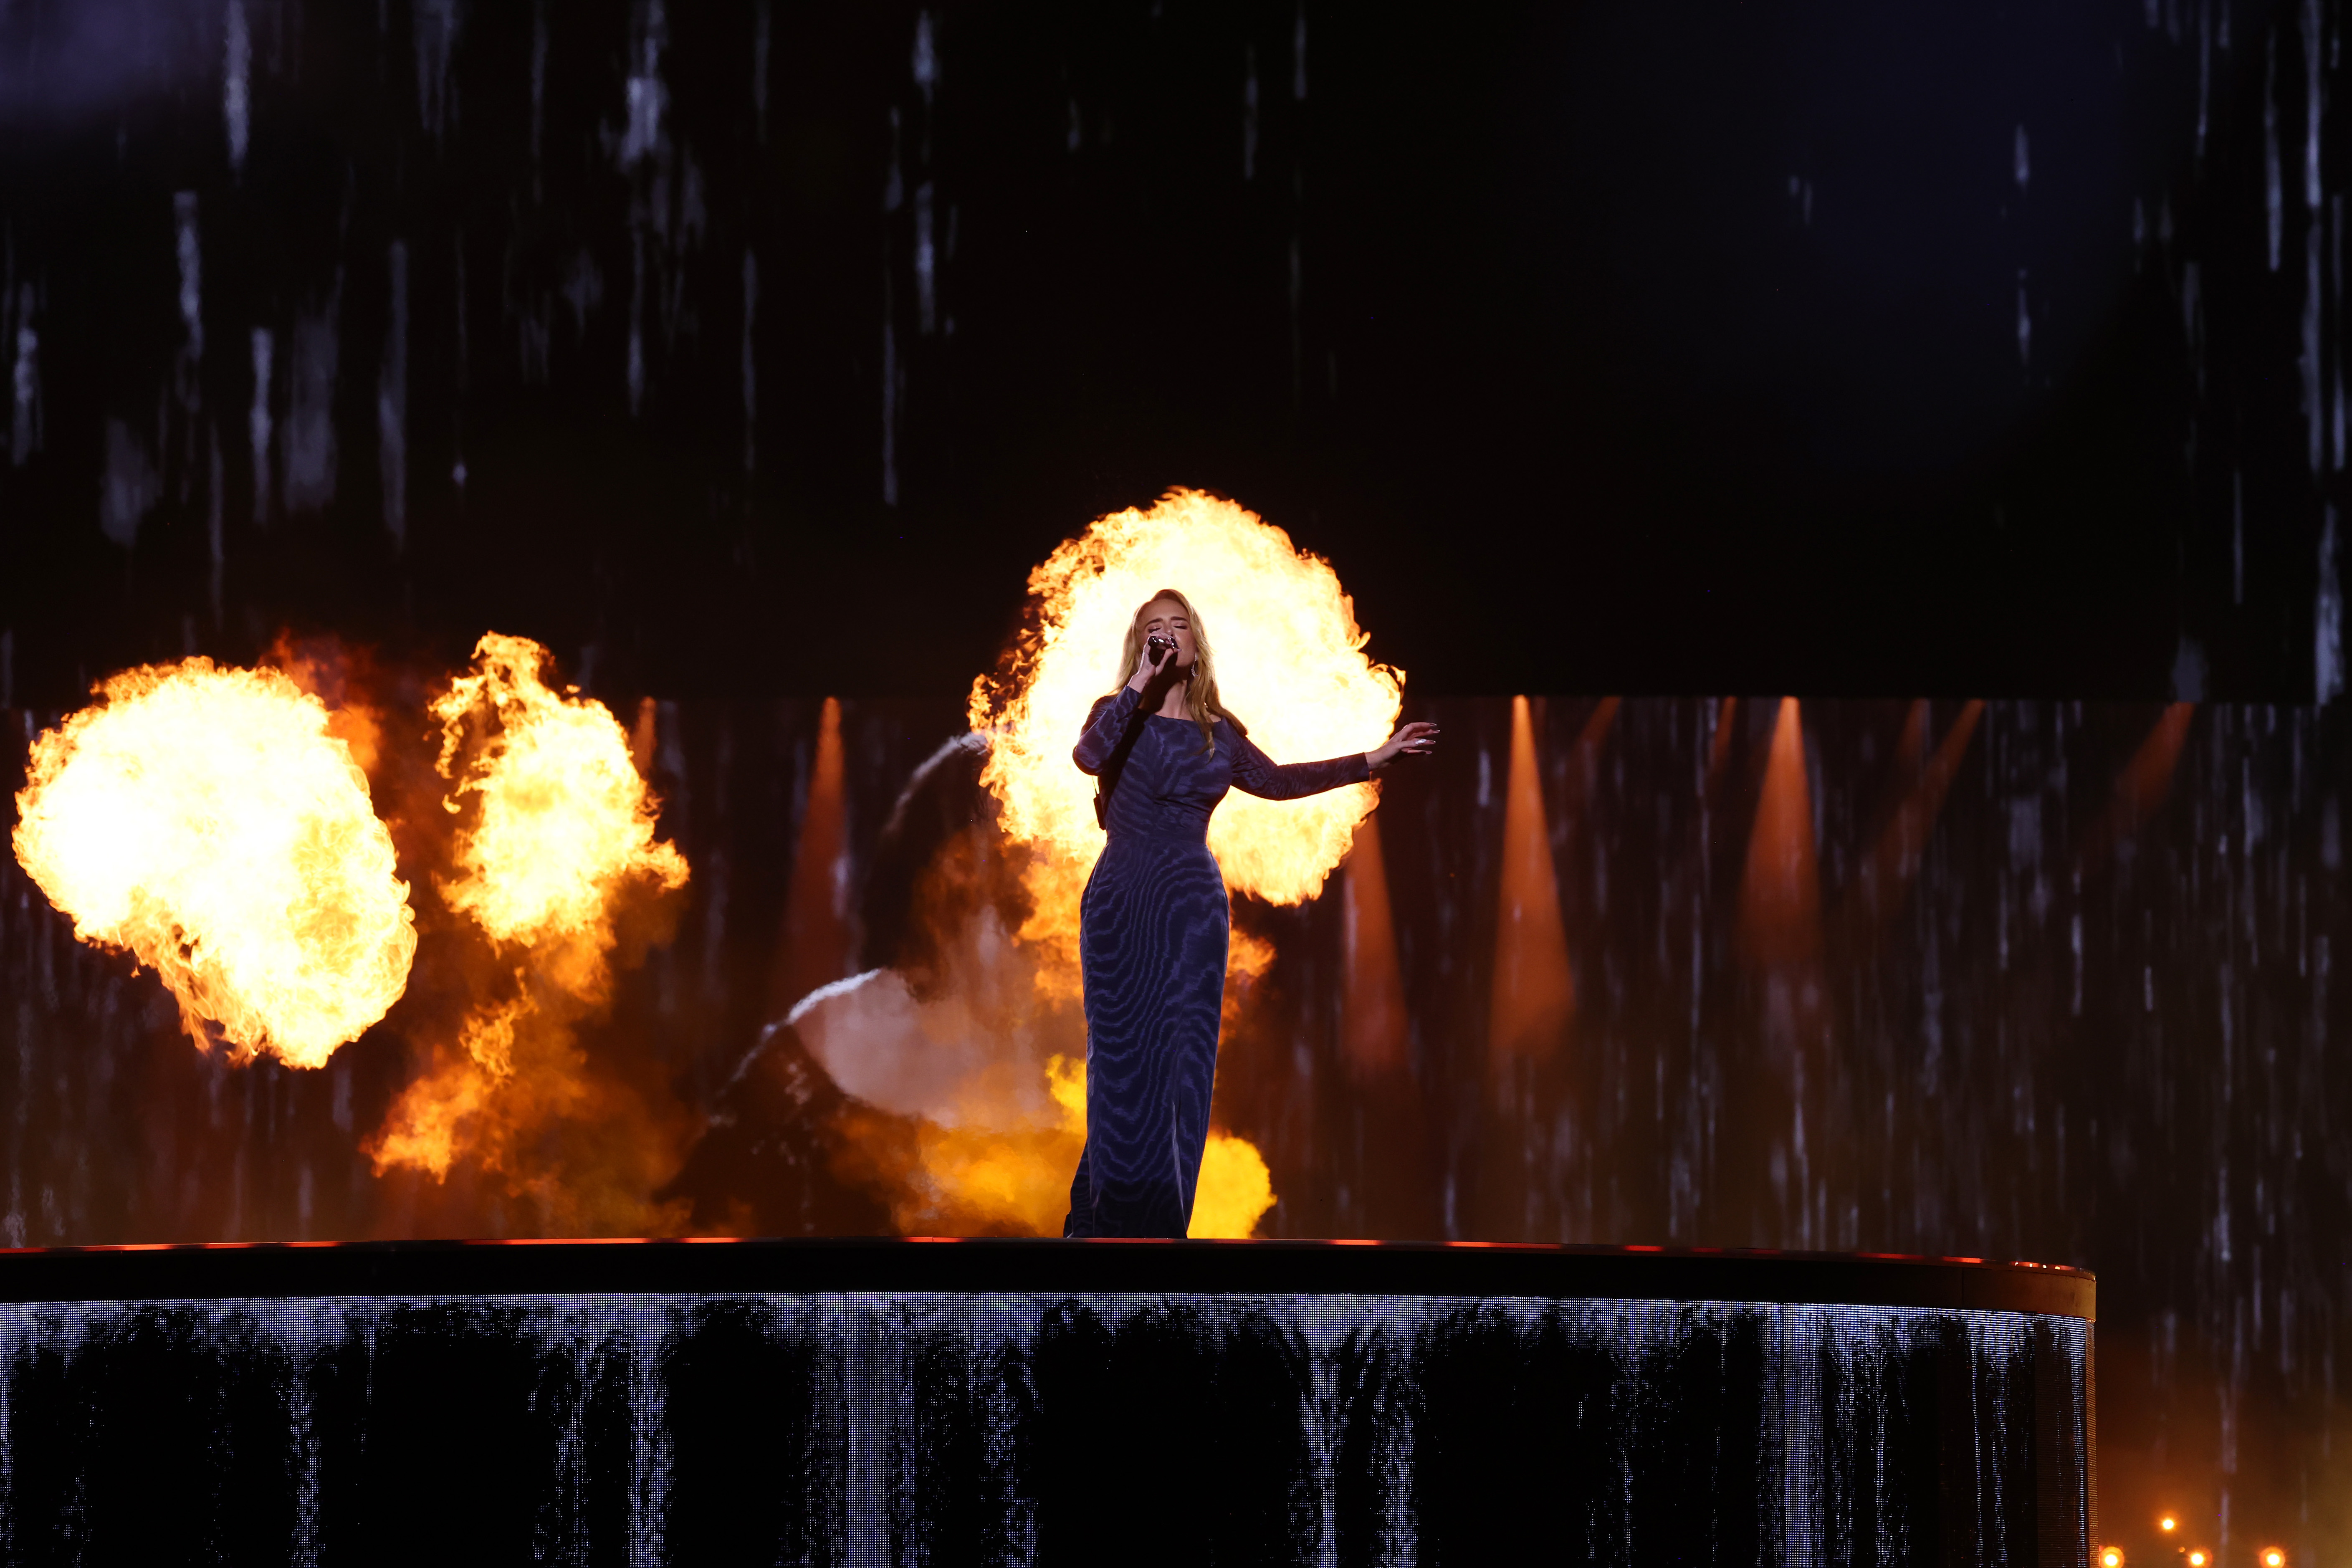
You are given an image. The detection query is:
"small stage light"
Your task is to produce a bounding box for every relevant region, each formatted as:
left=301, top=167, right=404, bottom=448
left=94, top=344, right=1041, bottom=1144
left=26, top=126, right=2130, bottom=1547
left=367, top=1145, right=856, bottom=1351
left=2099, top=1548, right=2124, bottom=1568
left=2261, top=1550, right=2285, bottom=1568
left=2160, top=1515, right=2178, bottom=1533
left=2186, top=1552, right=2208, bottom=1567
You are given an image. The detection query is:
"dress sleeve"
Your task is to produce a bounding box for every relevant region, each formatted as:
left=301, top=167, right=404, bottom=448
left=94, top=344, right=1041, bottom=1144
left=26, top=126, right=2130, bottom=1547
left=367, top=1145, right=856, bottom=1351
left=1072, top=687, right=1144, bottom=776
left=1227, top=728, right=1373, bottom=800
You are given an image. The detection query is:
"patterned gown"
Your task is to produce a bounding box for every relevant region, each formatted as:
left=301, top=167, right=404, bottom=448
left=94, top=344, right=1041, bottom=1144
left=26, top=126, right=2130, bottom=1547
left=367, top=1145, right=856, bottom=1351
left=1064, top=686, right=1371, bottom=1237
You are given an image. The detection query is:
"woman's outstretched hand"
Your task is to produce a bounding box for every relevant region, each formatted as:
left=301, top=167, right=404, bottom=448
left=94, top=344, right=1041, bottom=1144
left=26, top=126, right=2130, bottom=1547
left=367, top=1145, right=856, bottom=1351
left=1366, top=721, right=1440, bottom=776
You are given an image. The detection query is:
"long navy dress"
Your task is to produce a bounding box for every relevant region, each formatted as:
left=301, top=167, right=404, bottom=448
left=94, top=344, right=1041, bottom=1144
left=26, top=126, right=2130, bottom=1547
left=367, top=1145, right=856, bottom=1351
left=1064, top=685, right=1371, bottom=1237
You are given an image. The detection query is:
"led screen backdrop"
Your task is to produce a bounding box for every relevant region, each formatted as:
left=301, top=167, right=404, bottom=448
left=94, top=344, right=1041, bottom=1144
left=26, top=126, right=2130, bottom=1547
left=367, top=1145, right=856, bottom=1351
left=0, top=0, right=2334, bottom=700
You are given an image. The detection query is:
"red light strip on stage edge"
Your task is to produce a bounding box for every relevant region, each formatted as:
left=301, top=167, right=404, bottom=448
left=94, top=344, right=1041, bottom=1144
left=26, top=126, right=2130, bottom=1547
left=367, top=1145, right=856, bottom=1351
left=0, top=1237, right=2090, bottom=1275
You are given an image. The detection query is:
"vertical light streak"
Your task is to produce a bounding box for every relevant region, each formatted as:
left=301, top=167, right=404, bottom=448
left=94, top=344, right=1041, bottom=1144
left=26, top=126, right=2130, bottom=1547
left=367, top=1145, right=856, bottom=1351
left=1340, top=813, right=1407, bottom=1077
left=1737, top=698, right=1821, bottom=969
left=1489, top=696, right=1572, bottom=1063
left=1855, top=700, right=1985, bottom=927
left=778, top=698, right=852, bottom=1010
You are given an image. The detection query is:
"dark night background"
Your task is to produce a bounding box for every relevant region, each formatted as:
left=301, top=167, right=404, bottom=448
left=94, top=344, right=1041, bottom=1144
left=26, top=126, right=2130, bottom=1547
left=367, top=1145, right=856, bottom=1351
left=6, top=0, right=2352, bottom=1563
left=0, top=0, right=2335, bottom=703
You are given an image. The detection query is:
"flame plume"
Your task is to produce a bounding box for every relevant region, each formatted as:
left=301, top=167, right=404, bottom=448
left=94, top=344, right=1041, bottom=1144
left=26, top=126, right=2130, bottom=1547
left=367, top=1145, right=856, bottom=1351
left=969, top=489, right=1402, bottom=971
left=902, top=1050, right=1274, bottom=1238
left=899, top=1052, right=1090, bottom=1236
left=371, top=634, right=689, bottom=1199
left=1191, top=1125, right=1277, bottom=1238
left=263, top=631, right=385, bottom=776
left=369, top=990, right=535, bottom=1180
left=11, top=659, right=417, bottom=1069
left=432, top=633, right=688, bottom=968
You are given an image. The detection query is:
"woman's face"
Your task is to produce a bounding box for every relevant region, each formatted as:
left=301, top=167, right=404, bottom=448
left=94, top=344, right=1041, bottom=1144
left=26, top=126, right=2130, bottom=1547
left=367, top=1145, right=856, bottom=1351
left=1139, top=599, right=1198, bottom=669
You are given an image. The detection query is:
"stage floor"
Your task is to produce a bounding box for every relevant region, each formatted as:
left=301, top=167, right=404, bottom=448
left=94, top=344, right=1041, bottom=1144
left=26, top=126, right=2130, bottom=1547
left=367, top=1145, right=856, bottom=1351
left=0, top=1234, right=2094, bottom=1315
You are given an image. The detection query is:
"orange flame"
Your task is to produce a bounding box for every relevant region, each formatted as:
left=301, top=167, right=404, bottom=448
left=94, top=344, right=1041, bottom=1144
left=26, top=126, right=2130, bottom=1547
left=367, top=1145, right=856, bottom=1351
left=431, top=633, right=688, bottom=967
left=369, top=990, right=535, bottom=1179
left=371, top=634, right=688, bottom=1192
left=263, top=631, right=384, bottom=777
left=900, top=1053, right=1089, bottom=1235
left=11, top=658, right=417, bottom=1068
left=885, top=1050, right=1274, bottom=1237
left=1190, top=1122, right=1278, bottom=1238
left=969, top=490, right=1402, bottom=969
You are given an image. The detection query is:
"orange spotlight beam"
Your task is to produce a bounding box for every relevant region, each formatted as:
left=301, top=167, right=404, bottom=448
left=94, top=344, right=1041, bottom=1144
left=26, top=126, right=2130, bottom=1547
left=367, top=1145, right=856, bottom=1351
left=1489, top=695, right=1573, bottom=1063
left=1889, top=696, right=1928, bottom=782
left=777, top=696, right=852, bottom=1010
left=1705, top=695, right=1738, bottom=787
left=1852, top=698, right=1984, bottom=927
left=1737, top=697, right=1821, bottom=968
left=2078, top=702, right=2195, bottom=875
left=1576, top=695, right=1621, bottom=755
left=1340, top=813, right=1409, bottom=1077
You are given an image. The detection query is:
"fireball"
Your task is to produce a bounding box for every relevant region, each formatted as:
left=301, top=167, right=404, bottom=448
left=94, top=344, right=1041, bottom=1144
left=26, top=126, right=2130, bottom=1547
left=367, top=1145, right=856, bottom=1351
left=11, top=659, right=416, bottom=1068
left=372, top=633, right=690, bottom=1191
left=433, top=632, right=689, bottom=963
left=969, top=489, right=1402, bottom=975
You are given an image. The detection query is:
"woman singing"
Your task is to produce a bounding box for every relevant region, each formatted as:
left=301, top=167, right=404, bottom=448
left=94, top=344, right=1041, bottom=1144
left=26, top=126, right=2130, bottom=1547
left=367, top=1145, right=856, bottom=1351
left=1064, top=590, right=1439, bottom=1237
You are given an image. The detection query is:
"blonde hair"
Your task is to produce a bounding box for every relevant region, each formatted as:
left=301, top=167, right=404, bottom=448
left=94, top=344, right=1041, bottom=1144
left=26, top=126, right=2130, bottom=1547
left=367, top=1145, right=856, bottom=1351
left=1113, top=589, right=1247, bottom=754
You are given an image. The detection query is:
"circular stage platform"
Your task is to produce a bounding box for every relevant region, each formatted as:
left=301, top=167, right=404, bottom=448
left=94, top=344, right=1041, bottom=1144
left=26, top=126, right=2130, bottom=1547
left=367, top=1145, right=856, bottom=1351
left=0, top=1239, right=2093, bottom=1565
